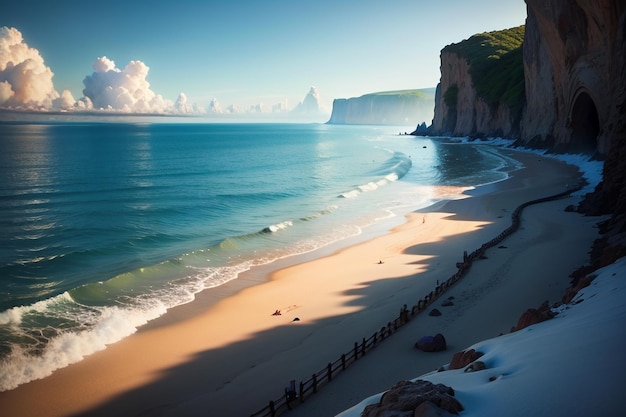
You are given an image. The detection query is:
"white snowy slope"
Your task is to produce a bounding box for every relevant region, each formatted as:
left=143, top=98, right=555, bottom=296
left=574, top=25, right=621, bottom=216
left=338, top=257, right=626, bottom=417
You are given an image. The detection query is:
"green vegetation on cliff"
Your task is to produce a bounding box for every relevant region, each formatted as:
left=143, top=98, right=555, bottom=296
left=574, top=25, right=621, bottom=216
left=361, top=88, right=436, bottom=99
left=443, top=25, right=525, bottom=115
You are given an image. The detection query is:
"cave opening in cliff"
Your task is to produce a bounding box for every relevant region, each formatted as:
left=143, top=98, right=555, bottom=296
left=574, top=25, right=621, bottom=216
left=569, top=91, right=599, bottom=155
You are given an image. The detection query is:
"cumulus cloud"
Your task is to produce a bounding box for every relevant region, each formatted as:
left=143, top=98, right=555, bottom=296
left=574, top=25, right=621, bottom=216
left=82, top=56, right=172, bottom=113
left=52, top=89, right=78, bottom=110
left=0, top=26, right=203, bottom=115
left=0, top=27, right=62, bottom=109
left=208, top=98, right=223, bottom=113
left=226, top=104, right=239, bottom=113
left=174, top=92, right=204, bottom=114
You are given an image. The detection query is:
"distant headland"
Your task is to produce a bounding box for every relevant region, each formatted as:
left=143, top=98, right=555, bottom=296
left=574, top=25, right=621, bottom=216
left=327, top=88, right=435, bottom=126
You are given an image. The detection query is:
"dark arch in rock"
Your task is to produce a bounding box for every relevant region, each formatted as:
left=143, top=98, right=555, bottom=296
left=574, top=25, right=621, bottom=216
left=569, top=91, right=600, bottom=155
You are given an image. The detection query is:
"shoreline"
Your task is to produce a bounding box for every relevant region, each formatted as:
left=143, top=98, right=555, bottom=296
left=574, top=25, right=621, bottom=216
left=0, top=149, right=602, bottom=417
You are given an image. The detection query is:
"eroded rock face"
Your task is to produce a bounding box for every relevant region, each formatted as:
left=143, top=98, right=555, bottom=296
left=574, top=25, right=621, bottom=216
left=430, top=0, right=626, bottom=266
left=431, top=52, right=517, bottom=138
left=362, top=380, right=463, bottom=417
left=521, top=0, right=626, bottom=157
left=431, top=0, right=625, bottom=160
left=513, top=300, right=556, bottom=331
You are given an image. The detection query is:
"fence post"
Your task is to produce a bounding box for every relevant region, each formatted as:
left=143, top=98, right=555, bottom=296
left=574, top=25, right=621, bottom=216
left=327, top=362, right=332, bottom=381
left=312, top=373, right=318, bottom=393
left=361, top=337, right=366, bottom=356
left=299, top=381, right=304, bottom=402
left=341, top=353, right=346, bottom=370
left=354, top=341, right=358, bottom=360
left=269, top=400, right=275, bottom=417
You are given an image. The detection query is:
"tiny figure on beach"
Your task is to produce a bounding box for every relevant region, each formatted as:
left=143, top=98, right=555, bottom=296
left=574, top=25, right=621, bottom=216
left=378, top=260, right=384, bottom=264
left=272, top=309, right=281, bottom=316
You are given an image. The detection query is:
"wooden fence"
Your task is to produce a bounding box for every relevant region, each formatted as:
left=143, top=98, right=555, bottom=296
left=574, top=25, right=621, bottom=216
left=250, top=184, right=582, bottom=417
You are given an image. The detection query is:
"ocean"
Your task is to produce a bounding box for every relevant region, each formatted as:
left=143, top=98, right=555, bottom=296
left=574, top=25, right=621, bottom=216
left=0, top=121, right=520, bottom=391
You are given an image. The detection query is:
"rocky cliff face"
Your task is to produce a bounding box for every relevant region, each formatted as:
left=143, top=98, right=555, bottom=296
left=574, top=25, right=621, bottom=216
left=521, top=0, right=625, bottom=158
left=328, top=90, right=434, bottom=126
left=432, top=53, right=518, bottom=138
left=430, top=1, right=625, bottom=267
left=522, top=0, right=625, bottom=267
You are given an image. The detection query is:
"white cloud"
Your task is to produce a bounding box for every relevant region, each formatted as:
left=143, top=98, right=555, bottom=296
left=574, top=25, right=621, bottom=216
left=80, top=57, right=205, bottom=115
left=0, top=27, right=60, bottom=109
left=175, top=92, right=193, bottom=113
left=82, top=56, right=172, bottom=113
left=175, top=92, right=205, bottom=114
left=208, top=98, right=223, bottom=113
left=0, top=26, right=204, bottom=115
left=52, top=89, right=77, bottom=111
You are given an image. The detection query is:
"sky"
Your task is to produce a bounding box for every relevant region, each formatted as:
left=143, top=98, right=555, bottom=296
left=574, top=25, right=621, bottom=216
left=2, top=0, right=527, bottom=120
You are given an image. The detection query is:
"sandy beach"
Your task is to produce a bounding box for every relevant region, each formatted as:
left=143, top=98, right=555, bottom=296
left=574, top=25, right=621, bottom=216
left=0, top=149, right=603, bottom=417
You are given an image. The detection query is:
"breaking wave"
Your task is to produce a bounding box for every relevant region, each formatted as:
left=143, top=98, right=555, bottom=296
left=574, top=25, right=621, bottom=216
left=340, top=151, right=411, bottom=198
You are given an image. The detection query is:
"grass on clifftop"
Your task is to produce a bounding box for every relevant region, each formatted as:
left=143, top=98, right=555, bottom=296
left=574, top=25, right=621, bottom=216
left=361, top=88, right=436, bottom=99
left=443, top=25, right=525, bottom=115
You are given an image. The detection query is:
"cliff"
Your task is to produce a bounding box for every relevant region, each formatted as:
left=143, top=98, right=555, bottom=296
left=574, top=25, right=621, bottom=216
left=522, top=0, right=626, bottom=268
left=431, top=26, right=525, bottom=138
left=328, top=89, right=435, bottom=126
left=428, top=2, right=625, bottom=267
left=521, top=0, right=625, bottom=157
left=430, top=1, right=624, bottom=158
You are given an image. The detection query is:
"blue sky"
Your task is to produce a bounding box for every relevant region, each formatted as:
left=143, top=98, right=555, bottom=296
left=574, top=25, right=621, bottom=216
left=3, top=0, right=526, bottom=117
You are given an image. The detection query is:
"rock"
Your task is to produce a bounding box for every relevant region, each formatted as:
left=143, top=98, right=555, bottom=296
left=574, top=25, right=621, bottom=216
left=513, top=300, right=555, bottom=331
left=428, top=0, right=626, bottom=275
left=523, top=0, right=626, bottom=276
left=448, top=349, right=484, bottom=370
left=414, top=400, right=459, bottom=417
left=441, top=300, right=454, bottom=307
left=416, top=333, right=447, bottom=352
left=362, top=380, right=463, bottom=417
left=464, top=361, right=486, bottom=373
left=430, top=27, right=524, bottom=139
left=411, top=122, right=430, bottom=136
left=429, top=308, right=442, bottom=316
left=562, top=274, right=596, bottom=304
left=522, top=0, right=624, bottom=157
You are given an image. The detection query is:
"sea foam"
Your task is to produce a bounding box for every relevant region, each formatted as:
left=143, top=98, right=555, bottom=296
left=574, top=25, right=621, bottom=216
left=0, top=301, right=167, bottom=392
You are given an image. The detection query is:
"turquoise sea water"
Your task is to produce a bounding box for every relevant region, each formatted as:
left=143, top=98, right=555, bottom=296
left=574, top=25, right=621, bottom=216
left=0, top=122, right=519, bottom=390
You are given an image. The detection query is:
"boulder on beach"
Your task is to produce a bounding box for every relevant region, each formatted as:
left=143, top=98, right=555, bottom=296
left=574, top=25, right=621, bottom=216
left=415, top=333, right=447, bottom=352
